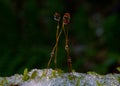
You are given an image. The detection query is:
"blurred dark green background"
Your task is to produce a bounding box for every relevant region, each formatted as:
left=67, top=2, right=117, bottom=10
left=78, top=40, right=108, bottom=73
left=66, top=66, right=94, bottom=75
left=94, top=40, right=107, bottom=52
left=0, top=0, right=120, bottom=76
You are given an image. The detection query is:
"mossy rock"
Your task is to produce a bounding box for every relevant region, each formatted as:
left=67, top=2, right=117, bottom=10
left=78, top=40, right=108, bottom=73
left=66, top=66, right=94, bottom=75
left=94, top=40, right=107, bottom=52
left=0, top=69, right=120, bottom=86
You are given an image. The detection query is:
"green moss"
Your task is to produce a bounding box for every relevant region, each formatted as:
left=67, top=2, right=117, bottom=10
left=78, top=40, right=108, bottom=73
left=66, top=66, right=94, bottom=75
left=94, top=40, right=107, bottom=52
left=117, top=67, right=120, bottom=72
left=30, top=71, right=38, bottom=79
left=0, top=77, right=8, bottom=86
left=72, top=69, right=76, bottom=73
left=87, top=71, right=99, bottom=75
left=0, top=79, right=4, bottom=86
left=68, top=74, right=76, bottom=81
left=76, top=78, right=80, bottom=86
left=57, top=69, right=64, bottom=76
left=22, top=68, right=30, bottom=81
left=39, top=69, right=47, bottom=79
left=49, top=70, right=57, bottom=78
left=96, top=80, right=103, bottom=86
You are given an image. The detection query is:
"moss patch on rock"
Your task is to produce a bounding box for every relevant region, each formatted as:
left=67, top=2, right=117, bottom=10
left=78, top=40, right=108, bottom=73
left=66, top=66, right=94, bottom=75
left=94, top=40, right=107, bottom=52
left=0, top=69, right=120, bottom=86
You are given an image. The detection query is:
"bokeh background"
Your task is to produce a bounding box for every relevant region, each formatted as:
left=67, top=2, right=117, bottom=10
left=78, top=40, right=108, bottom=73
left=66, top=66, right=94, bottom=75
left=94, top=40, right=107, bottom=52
left=0, top=0, right=120, bottom=76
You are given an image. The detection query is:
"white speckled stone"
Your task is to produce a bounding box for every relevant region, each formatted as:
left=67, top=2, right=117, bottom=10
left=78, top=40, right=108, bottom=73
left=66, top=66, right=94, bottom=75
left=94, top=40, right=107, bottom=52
left=0, top=69, right=120, bottom=86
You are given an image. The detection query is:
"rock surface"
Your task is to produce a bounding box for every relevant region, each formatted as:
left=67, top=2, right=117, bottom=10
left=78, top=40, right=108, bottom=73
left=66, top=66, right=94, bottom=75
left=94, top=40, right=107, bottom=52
left=0, top=69, right=120, bottom=86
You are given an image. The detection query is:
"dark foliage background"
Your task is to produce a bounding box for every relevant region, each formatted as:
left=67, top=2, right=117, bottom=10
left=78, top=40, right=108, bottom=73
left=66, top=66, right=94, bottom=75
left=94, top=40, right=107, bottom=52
left=0, top=0, right=120, bottom=76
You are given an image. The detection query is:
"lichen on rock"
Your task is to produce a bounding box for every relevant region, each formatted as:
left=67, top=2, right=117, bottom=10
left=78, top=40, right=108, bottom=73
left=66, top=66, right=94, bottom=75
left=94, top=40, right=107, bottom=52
left=0, top=69, right=120, bottom=86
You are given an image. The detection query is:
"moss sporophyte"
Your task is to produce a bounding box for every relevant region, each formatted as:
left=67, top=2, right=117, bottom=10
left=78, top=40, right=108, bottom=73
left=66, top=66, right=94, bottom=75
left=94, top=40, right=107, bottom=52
left=47, top=12, right=72, bottom=72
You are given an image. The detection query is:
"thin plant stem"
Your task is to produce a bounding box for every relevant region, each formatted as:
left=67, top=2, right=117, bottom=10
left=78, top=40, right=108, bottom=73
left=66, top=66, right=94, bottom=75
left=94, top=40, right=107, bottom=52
left=64, top=25, right=72, bottom=72
left=54, top=21, right=59, bottom=69
left=62, top=23, right=67, bottom=38
left=67, top=29, right=72, bottom=73
left=47, top=25, right=63, bottom=69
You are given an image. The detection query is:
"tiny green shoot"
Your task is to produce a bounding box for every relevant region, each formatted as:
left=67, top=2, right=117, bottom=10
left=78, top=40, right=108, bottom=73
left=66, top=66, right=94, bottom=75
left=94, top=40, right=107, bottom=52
left=22, top=68, right=29, bottom=81
left=76, top=78, right=80, bottom=86
left=117, top=67, right=120, bottom=72
left=96, top=80, right=103, bottom=86
left=31, top=71, right=38, bottom=79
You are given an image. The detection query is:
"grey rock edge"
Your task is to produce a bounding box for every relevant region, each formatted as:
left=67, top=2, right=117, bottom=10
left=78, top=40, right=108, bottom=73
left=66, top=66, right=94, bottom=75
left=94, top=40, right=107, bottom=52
left=0, top=69, right=120, bottom=86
